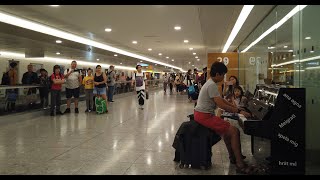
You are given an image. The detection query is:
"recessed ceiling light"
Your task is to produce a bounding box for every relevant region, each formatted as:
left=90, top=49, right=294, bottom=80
left=288, top=50, right=293, bottom=52
left=158, top=53, right=162, bottom=56
left=166, top=57, right=169, bottom=59
left=197, top=59, right=200, bottom=61
left=195, top=56, right=198, bottom=58
left=140, top=61, right=143, bottom=62
left=56, top=40, right=62, bottom=43
left=189, top=62, right=191, bottom=64
left=193, top=52, right=196, bottom=55
left=132, top=41, right=138, bottom=44
left=172, top=59, right=174, bottom=61
left=310, top=50, right=314, bottom=53
left=268, top=46, right=275, bottom=49
left=184, top=40, right=189, bottom=43
left=293, top=55, right=296, bottom=57
left=56, top=52, right=60, bottom=55
left=148, top=48, right=152, bottom=51
left=189, top=48, right=193, bottom=50
left=284, top=46, right=288, bottom=48
left=49, top=5, right=60, bottom=7
left=192, top=65, right=194, bottom=66
left=283, top=58, right=286, bottom=60
left=114, top=54, right=118, bottom=56
left=96, top=59, right=100, bottom=61
left=120, top=62, right=122, bottom=64
left=305, top=37, right=311, bottom=40
left=174, top=26, right=181, bottom=30
left=105, top=28, right=112, bottom=32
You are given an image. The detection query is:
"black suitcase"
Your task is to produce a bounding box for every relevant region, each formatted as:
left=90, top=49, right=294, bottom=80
left=173, top=115, right=221, bottom=170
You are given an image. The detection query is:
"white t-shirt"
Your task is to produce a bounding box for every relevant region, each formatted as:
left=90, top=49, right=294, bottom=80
left=64, top=68, right=80, bottom=89
left=132, top=72, right=147, bottom=91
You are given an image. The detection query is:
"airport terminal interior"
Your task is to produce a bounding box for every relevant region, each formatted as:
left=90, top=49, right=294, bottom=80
left=0, top=5, right=319, bottom=175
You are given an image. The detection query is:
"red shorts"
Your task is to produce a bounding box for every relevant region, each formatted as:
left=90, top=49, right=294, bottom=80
left=194, top=110, right=230, bottom=135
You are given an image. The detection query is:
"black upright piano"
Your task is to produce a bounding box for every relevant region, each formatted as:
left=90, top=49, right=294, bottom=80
left=238, top=84, right=305, bottom=175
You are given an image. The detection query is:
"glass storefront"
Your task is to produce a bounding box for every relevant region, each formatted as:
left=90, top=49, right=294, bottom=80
left=238, top=5, right=320, bottom=164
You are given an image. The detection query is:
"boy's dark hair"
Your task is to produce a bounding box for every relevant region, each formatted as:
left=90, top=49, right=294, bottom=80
left=9, top=62, right=17, bottom=68
left=96, top=65, right=101, bottom=69
left=210, top=62, right=228, bottom=77
left=40, top=68, right=47, bottom=73
left=136, top=65, right=142, bottom=69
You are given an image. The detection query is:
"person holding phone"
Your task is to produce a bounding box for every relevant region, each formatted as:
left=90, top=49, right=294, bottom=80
left=222, top=75, right=239, bottom=98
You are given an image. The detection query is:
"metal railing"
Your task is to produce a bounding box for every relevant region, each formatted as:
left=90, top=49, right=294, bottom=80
left=0, top=79, right=164, bottom=115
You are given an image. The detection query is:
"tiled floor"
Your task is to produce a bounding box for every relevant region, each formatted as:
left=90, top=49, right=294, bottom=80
left=0, top=89, right=314, bottom=175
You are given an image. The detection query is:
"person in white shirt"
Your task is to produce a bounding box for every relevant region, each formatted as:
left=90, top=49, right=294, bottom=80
left=63, top=61, right=82, bottom=114
left=131, top=65, right=148, bottom=110
left=163, top=73, right=169, bottom=93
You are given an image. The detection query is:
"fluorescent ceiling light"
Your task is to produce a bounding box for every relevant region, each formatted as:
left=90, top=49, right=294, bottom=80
left=166, top=57, right=169, bottom=59
left=288, top=50, right=293, bottom=52
left=132, top=41, right=138, bottom=44
left=50, top=5, right=60, bottom=7
left=310, top=51, right=314, bottom=53
left=271, top=54, right=320, bottom=67
left=0, top=51, right=135, bottom=71
left=192, top=65, right=194, bottom=66
left=197, top=59, right=200, bottom=61
left=305, top=37, right=311, bottom=40
left=0, top=11, right=184, bottom=71
left=242, top=5, right=307, bottom=53
left=158, top=53, right=162, bottom=56
left=174, top=26, right=181, bottom=30
left=140, top=61, right=143, bottom=62
left=184, top=40, right=189, bottom=43
left=114, top=54, right=118, bottom=56
left=193, top=52, right=196, bottom=55
left=195, top=56, right=198, bottom=58
left=172, top=59, right=174, bottom=61
left=148, top=48, right=152, bottom=51
left=189, top=48, right=193, bottom=50
left=56, top=52, right=60, bottom=55
left=222, top=5, right=254, bottom=53
left=56, top=40, right=62, bottom=43
left=268, top=46, right=275, bottom=49
left=96, top=59, right=100, bottom=61
left=105, top=28, right=112, bottom=32
left=284, top=46, right=288, bottom=48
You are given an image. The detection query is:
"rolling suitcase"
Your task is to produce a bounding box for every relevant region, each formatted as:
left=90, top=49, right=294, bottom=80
left=173, top=115, right=221, bottom=169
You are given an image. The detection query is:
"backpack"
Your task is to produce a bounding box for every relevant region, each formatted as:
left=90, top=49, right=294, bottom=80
left=1, top=72, right=10, bottom=85
left=135, top=72, right=145, bottom=87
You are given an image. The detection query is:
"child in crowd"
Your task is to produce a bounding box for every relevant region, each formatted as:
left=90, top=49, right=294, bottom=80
left=50, top=65, right=65, bottom=116
left=82, top=68, right=94, bottom=112
left=232, top=86, right=248, bottom=108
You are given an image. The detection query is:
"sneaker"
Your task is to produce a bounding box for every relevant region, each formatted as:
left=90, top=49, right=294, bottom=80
left=75, top=108, right=79, bottom=113
left=50, top=112, right=54, bottom=116
left=64, top=108, right=71, bottom=114
left=56, top=111, right=64, bottom=115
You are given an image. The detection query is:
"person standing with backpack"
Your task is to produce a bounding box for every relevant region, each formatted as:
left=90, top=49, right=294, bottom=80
left=38, top=69, right=50, bottom=109
left=107, top=65, right=116, bottom=102
left=2, top=62, right=18, bottom=112
left=131, top=65, right=148, bottom=110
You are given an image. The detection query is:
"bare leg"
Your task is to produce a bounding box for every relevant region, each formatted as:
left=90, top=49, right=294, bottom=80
left=74, top=98, right=78, bottom=108
left=66, top=98, right=71, bottom=108
left=224, top=125, right=245, bottom=168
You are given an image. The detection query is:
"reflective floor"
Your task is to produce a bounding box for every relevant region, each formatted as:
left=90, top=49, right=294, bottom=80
left=0, top=89, right=314, bottom=175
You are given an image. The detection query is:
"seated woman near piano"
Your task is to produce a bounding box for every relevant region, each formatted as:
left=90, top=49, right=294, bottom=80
left=194, top=62, right=261, bottom=175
